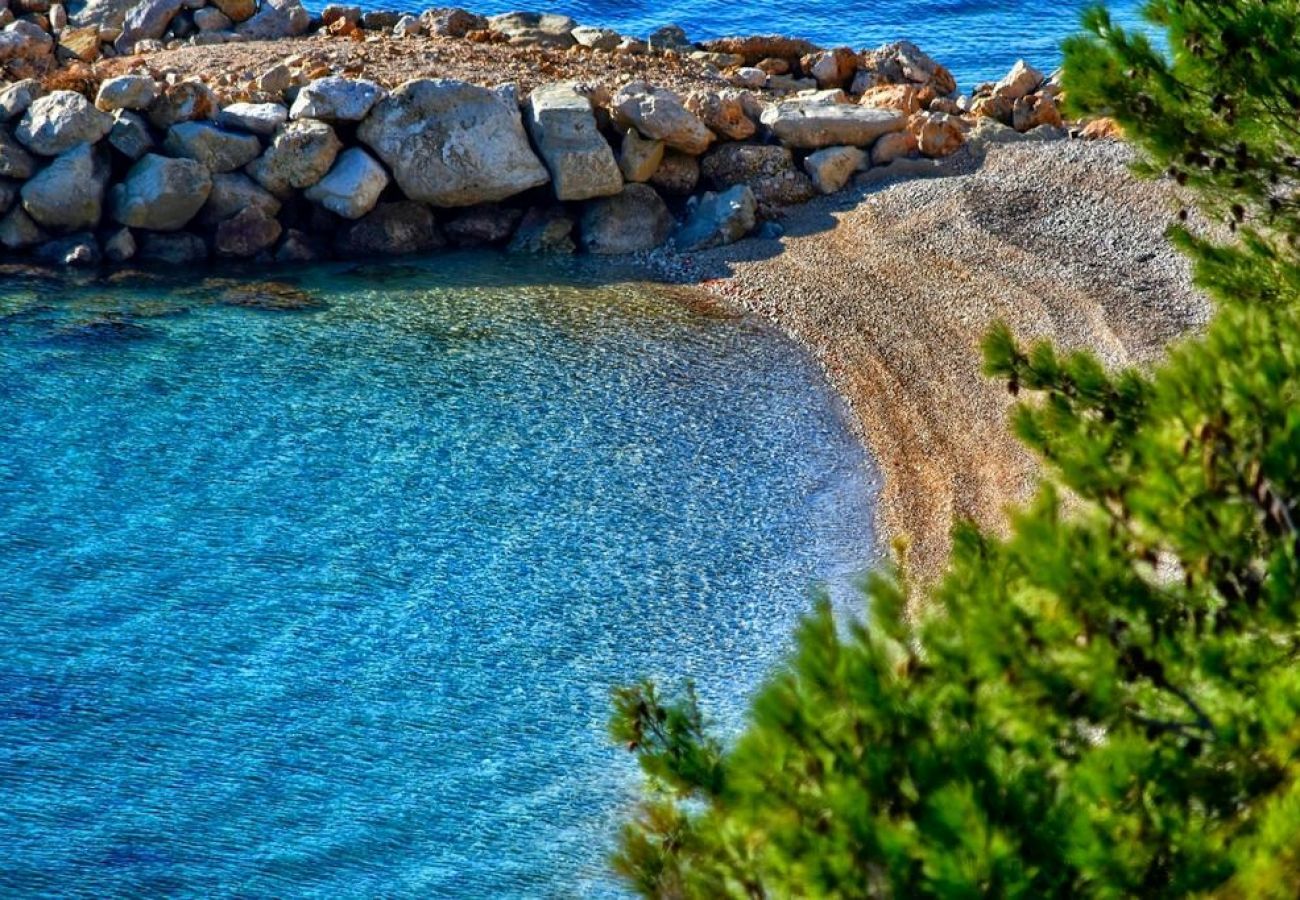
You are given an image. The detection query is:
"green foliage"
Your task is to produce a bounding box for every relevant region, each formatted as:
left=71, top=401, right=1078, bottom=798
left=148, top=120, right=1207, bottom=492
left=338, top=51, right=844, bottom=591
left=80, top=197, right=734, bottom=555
left=609, top=2, right=1300, bottom=896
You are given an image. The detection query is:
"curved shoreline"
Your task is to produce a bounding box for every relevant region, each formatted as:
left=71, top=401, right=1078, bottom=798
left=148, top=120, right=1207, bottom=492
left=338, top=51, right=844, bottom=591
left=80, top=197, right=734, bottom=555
left=641, top=139, right=1209, bottom=578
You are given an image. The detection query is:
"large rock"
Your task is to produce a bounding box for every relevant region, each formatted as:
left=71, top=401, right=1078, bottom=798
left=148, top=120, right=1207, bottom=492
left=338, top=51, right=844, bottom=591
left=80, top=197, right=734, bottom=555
left=806, top=47, right=858, bottom=90
left=578, top=183, right=672, bottom=255
left=289, top=76, right=385, bottom=122
left=114, top=0, right=181, bottom=53
left=913, top=111, right=967, bottom=157
left=871, top=129, right=918, bottom=166
left=211, top=0, right=254, bottom=22
left=303, top=146, right=388, bottom=219
left=571, top=24, right=619, bottom=51
left=95, top=74, right=159, bottom=112
left=1012, top=93, right=1062, bottom=133
left=611, top=81, right=713, bottom=155
left=216, top=101, right=287, bottom=135
left=0, top=128, right=35, bottom=178
left=486, top=11, right=575, bottom=47
left=214, top=205, right=280, bottom=257
left=358, top=79, right=549, bottom=207
left=760, top=98, right=905, bottom=149
left=20, top=143, right=108, bottom=230
left=15, top=90, right=112, bottom=156
left=110, top=153, right=212, bottom=230
left=68, top=0, right=135, bottom=30
left=246, top=119, right=341, bottom=196
left=163, top=121, right=262, bottom=172
left=0, top=79, right=44, bottom=121
left=526, top=82, right=622, bottom=202
left=803, top=145, right=866, bottom=194
left=684, top=90, right=756, bottom=141
left=698, top=35, right=820, bottom=66
left=856, top=41, right=957, bottom=96
left=335, top=200, right=443, bottom=256
left=674, top=184, right=757, bottom=251
left=108, top=109, right=155, bottom=160
left=236, top=0, right=308, bottom=39
left=197, top=171, right=280, bottom=225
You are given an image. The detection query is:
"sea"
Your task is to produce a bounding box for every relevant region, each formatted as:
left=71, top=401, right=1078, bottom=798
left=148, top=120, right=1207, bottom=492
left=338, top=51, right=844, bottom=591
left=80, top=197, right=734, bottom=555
left=1, top=2, right=1153, bottom=897
left=339, top=0, right=1149, bottom=88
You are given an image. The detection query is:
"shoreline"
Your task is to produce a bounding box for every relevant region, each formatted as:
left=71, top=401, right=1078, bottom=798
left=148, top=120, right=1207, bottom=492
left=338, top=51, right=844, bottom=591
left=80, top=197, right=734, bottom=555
left=641, top=139, right=1208, bottom=579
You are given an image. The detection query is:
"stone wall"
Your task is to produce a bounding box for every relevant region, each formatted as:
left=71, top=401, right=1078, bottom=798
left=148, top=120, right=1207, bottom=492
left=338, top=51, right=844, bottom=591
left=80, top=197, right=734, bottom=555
left=0, top=5, right=1100, bottom=268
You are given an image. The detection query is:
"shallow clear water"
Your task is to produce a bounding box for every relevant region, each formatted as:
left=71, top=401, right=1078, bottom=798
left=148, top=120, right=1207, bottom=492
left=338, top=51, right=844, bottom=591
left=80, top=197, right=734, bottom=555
left=0, top=257, right=875, bottom=897
left=332, top=0, right=1148, bottom=88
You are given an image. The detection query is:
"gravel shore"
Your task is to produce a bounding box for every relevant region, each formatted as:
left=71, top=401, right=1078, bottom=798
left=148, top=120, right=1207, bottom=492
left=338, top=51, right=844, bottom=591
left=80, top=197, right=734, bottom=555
left=648, top=139, right=1209, bottom=579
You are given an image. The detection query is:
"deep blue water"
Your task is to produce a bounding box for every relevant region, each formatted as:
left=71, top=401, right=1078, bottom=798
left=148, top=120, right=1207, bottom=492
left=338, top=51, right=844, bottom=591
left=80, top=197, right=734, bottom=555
left=0, top=257, right=875, bottom=897
left=340, top=0, right=1149, bottom=88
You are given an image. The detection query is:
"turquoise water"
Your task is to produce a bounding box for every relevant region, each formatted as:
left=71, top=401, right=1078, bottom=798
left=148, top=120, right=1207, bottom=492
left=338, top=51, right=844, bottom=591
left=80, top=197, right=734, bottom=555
left=0, top=257, right=875, bottom=896
left=338, top=0, right=1148, bottom=87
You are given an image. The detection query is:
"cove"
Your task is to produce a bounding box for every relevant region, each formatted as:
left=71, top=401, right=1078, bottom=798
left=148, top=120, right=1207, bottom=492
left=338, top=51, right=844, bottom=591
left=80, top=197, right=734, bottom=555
left=0, top=255, right=875, bottom=897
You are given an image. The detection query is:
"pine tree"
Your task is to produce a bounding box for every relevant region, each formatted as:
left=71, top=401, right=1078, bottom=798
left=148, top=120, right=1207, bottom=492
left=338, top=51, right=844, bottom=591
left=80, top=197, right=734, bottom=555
left=609, top=2, right=1300, bottom=896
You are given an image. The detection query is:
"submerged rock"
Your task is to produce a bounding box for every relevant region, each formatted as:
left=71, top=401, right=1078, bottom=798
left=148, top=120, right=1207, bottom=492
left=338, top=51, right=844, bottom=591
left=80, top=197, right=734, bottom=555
left=443, top=204, right=522, bottom=246
left=335, top=200, right=444, bottom=256
left=214, top=205, right=281, bottom=257
left=507, top=205, right=574, bottom=254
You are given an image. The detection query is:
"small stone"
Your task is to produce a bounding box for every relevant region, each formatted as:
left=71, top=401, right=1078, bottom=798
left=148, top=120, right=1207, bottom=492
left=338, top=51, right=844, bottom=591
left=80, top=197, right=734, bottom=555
left=571, top=24, right=618, bottom=51
left=321, top=4, right=360, bottom=25
left=58, top=24, right=99, bottom=60
left=913, top=111, right=966, bottom=158
left=730, top=67, right=766, bottom=90
left=1012, top=93, right=1063, bottom=133
left=870, top=130, right=918, bottom=165
left=684, top=89, right=756, bottom=141
left=391, top=14, right=419, bottom=36
left=34, top=232, right=99, bottom=266
left=256, top=63, right=292, bottom=95
left=418, top=7, right=484, bottom=37
left=147, top=79, right=216, bottom=128
left=993, top=59, right=1044, bottom=102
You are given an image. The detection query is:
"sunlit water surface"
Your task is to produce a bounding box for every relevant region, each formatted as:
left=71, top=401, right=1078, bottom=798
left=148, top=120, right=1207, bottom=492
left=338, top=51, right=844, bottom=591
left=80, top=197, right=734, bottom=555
left=0, top=256, right=875, bottom=897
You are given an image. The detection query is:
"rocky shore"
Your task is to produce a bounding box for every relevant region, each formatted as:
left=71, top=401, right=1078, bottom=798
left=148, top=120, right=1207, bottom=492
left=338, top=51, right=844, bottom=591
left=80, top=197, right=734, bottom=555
left=0, top=2, right=1117, bottom=267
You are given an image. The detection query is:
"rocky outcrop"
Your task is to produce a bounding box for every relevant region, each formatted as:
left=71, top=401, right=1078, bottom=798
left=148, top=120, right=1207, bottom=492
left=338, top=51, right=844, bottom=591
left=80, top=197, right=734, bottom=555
left=110, top=153, right=212, bottom=230
left=526, top=82, right=622, bottom=201
left=358, top=78, right=549, bottom=206
left=578, top=183, right=673, bottom=254
left=214, top=205, right=281, bottom=256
